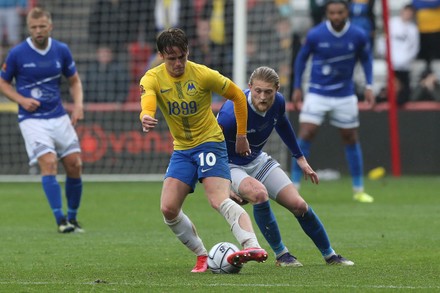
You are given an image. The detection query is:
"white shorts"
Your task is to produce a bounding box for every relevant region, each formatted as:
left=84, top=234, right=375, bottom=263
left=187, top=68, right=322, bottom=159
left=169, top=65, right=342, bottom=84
left=300, top=93, right=359, bottom=129
left=230, top=152, right=292, bottom=200
left=19, top=115, right=81, bottom=166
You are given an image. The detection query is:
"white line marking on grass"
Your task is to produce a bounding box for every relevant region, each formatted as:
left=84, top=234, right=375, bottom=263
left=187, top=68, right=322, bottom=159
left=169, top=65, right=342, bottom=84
left=0, top=281, right=439, bottom=290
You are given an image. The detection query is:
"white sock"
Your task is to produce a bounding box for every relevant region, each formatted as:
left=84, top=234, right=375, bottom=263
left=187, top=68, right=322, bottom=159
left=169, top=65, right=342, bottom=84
left=218, top=198, right=260, bottom=248
left=324, top=251, right=336, bottom=260
left=276, top=247, right=289, bottom=259
left=164, top=210, right=207, bottom=256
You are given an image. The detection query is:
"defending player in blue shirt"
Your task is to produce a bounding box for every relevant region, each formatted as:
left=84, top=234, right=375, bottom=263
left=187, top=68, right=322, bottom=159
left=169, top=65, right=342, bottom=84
left=291, top=0, right=375, bottom=203
left=0, top=7, right=84, bottom=233
left=217, top=66, right=354, bottom=266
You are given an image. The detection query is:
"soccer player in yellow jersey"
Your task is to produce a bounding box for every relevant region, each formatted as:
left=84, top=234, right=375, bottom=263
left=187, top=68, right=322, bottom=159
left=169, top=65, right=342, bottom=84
left=139, top=28, right=268, bottom=273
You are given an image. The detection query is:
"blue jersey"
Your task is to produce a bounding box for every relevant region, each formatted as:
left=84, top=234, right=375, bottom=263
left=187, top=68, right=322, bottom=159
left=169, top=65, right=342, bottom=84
left=1, top=37, right=77, bottom=122
left=294, top=21, right=373, bottom=97
left=349, top=1, right=374, bottom=37
left=217, top=89, right=303, bottom=165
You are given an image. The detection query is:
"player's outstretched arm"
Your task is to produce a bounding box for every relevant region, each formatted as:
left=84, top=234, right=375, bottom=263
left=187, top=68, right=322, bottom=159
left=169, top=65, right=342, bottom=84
left=363, top=87, right=375, bottom=109
left=141, top=114, right=158, bottom=133
left=223, top=82, right=251, bottom=156
left=236, top=134, right=251, bottom=156
left=296, top=156, right=319, bottom=184
left=292, top=88, right=303, bottom=111
left=68, top=73, right=84, bottom=126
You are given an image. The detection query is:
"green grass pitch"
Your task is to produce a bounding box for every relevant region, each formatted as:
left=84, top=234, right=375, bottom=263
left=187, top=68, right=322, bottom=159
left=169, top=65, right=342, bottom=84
left=0, top=176, right=439, bottom=292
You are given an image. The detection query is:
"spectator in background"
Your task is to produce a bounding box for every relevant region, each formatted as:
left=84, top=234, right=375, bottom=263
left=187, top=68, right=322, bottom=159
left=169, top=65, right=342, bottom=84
left=145, top=0, right=197, bottom=45
left=84, top=46, right=129, bottom=103
left=246, top=0, right=283, bottom=79
left=412, top=0, right=440, bottom=71
left=246, top=0, right=283, bottom=80
left=349, top=0, right=376, bottom=50
left=199, top=0, right=234, bottom=78
left=377, top=4, right=419, bottom=105
left=88, top=0, right=149, bottom=57
left=0, top=0, right=28, bottom=61
left=309, top=0, right=327, bottom=26
left=410, top=69, right=440, bottom=102
left=191, top=13, right=212, bottom=67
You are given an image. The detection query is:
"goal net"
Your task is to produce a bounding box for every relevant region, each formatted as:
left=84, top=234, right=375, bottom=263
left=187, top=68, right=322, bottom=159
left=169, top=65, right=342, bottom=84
left=0, top=0, right=295, bottom=177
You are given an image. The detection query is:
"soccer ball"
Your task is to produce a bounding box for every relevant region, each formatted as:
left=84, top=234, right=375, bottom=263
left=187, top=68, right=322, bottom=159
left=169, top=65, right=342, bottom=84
left=208, top=242, right=243, bottom=274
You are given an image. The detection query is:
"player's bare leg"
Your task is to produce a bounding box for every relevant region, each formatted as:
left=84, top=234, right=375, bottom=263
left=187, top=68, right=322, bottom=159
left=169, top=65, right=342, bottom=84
left=202, top=177, right=268, bottom=266
left=161, top=178, right=208, bottom=272
left=39, top=153, right=74, bottom=233
left=62, top=152, right=84, bottom=232
left=339, top=128, right=373, bottom=203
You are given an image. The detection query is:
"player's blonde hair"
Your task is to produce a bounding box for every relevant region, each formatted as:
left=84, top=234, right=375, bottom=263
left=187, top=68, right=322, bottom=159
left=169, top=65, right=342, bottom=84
left=27, top=7, right=52, bottom=25
left=249, top=66, right=280, bottom=88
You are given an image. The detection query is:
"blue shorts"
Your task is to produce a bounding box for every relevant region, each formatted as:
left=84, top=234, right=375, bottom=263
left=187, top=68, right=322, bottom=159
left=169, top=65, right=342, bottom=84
left=165, top=141, right=231, bottom=193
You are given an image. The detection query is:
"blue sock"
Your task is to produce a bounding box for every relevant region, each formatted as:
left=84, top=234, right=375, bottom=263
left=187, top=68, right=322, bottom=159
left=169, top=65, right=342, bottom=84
left=291, top=139, right=311, bottom=185
left=42, top=175, right=64, bottom=225
left=344, top=143, right=364, bottom=191
left=296, top=207, right=334, bottom=257
left=65, top=177, right=83, bottom=221
left=253, top=201, right=285, bottom=256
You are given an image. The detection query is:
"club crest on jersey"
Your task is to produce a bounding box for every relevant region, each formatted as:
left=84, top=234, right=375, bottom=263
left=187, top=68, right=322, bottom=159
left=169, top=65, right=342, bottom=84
left=184, top=80, right=198, bottom=96
left=31, top=87, right=43, bottom=99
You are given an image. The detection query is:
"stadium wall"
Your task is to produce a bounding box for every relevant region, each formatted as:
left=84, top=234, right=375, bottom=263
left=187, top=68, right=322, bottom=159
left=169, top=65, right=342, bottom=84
left=0, top=102, right=439, bottom=177
left=288, top=102, right=440, bottom=175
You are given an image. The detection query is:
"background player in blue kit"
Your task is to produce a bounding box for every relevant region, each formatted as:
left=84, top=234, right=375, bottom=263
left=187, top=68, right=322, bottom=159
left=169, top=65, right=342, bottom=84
left=217, top=66, right=354, bottom=266
left=0, top=7, right=84, bottom=233
left=291, top=0, right=375, bottom=203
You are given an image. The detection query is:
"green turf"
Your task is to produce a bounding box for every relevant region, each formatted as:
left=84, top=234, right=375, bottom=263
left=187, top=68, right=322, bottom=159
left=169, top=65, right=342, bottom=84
left=0, top=176, right=439, bottom=292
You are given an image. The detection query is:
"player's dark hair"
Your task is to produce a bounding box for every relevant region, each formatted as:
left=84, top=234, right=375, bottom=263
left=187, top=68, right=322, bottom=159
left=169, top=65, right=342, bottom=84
left=326, top=0, right=349, bottom=10
left=403, top=4, right=415, bottom=11
left=156, top=28, right=188, bottom=55
left=249, top=66, right=280, bottom=88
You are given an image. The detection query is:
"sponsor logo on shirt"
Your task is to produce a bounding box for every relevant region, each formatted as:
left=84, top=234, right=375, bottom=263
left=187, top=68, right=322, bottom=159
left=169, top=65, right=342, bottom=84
left=160, top=88, right=171, bottom=93
left=23, top=63, right=37, bottom=68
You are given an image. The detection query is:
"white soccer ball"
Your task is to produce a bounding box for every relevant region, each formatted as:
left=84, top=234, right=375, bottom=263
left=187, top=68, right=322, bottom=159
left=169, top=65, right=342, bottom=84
left=208, top=242, right=243, bottom=274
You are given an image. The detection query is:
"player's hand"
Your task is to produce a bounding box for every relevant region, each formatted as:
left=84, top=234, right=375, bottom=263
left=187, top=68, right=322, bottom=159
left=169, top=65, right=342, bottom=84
left=229, top=190, right=248, bottom=206
left=296, top=156, right=319, bottom=185
left=20, top=97, right=40, bottom=112
left=141, top=114, right=158, bottom=133
left=235, top=134, right=251, bottom=156
left=71, top=104, right=84, bottom=126
left=363, top=87, right=375, bottom=109
left=292, top=89, right=303, bottom=111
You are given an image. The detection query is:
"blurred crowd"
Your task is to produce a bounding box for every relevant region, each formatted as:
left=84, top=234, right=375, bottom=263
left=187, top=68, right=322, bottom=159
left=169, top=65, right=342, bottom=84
left=1, top=0, right=440, bottom=104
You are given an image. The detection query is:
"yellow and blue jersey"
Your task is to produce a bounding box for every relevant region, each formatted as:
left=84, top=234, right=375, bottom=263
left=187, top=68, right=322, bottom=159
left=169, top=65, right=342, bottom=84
left=140, top=61, right=244, bottom=150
